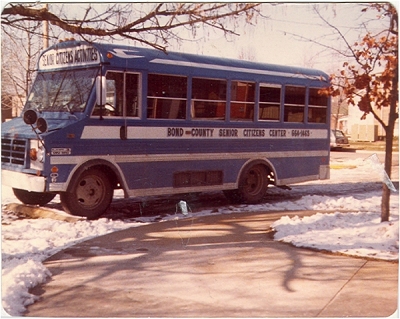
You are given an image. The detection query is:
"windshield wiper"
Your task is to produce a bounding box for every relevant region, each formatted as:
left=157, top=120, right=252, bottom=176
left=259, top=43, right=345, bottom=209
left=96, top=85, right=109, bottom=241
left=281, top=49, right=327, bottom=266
left=50, top=71, right=68, bottom=111
left=63, top=100, right=73, bottom=113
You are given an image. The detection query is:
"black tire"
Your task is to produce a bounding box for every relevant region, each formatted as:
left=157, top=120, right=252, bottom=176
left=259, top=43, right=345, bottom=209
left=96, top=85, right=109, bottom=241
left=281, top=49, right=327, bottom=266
left=239, top=164, right=269, bottom=203
left=60, top=168, right=113, bottom=219
left=13, top=188, right=56, bottom=206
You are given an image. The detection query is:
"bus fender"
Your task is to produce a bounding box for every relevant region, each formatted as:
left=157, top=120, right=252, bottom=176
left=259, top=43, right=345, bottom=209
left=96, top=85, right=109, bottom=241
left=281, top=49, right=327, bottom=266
left=64, top=159, right=129, bottom=198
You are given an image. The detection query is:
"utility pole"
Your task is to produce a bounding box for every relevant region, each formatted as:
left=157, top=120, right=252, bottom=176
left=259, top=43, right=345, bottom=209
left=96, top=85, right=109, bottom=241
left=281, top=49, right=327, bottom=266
left=43, top=4, right=49, bottom=49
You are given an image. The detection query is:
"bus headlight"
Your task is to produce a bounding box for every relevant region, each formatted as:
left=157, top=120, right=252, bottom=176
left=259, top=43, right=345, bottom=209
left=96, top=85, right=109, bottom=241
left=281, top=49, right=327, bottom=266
left=30, top=140, right=45, bottom=170
left=29, top=148, right=38, bottom=161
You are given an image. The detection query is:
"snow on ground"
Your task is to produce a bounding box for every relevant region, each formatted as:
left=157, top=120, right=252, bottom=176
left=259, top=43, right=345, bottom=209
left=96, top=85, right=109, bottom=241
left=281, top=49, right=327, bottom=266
left=1, top=153, right=399, bottom=316
left=272, top=211, right=398, bottom=260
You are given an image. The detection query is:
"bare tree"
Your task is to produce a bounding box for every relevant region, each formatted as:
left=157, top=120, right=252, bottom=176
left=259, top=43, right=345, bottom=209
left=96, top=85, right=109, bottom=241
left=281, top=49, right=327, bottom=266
left=2, top=3, right=260, bottom=52
left=1, top=20, right=43, bottom=116
left=238, top=46, right=257, bottom=61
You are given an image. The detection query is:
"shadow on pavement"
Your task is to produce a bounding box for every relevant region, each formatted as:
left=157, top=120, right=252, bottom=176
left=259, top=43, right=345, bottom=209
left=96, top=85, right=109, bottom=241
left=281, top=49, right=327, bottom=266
left=26, top=211, right=398, bottom=317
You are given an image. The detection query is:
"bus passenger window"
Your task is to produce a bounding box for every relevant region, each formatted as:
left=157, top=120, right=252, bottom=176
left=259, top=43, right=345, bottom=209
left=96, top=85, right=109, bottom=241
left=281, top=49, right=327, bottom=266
left=192, top=78, right=226, bottom=120
left=308, top=88, right=328, bottom=123
left=259, top=84, right=281, bottom=121
left=147, top=74, right=187, bottom=119
left=230, top=81, right=255, bottom=121
left=284, top=86, right=306, bottom=122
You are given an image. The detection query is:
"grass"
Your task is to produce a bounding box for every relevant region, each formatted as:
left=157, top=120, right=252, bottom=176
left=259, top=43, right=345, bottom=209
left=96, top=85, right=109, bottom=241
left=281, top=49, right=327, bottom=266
left=330, top=164, right=357, bottom=170
left=350, top=140, right=399, bottom=152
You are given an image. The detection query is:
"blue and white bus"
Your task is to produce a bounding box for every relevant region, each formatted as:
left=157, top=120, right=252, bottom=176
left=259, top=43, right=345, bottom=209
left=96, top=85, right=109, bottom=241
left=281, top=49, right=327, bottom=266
left=1, top=40, right=330, bottom=219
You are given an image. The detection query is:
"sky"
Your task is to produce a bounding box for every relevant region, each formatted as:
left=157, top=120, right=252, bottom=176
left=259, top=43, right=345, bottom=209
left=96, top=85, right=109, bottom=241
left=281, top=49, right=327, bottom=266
left=168, top=2, right=389, bottom=73
left=2, top=2, right=392, bottom=75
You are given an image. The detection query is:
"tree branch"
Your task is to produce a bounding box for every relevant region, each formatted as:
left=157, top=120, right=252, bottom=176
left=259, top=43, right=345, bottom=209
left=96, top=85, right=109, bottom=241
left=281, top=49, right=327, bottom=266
left=2, top=3, right=261, bottom=51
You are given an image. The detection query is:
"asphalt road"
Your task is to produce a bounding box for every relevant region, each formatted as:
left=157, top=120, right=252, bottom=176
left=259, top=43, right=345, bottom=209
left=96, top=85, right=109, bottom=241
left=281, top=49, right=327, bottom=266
left=25, top=210, right=398, bottom=318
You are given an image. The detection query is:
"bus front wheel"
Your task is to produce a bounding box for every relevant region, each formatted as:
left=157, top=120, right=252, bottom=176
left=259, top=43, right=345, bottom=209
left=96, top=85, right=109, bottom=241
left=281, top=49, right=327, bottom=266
left=13, top=188, right=56, bottom=206
left=60, top=168, right=113, bottom=220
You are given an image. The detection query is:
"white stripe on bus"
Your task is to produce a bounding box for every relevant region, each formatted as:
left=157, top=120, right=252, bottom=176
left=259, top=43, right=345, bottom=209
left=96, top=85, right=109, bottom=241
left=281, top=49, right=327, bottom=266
left=81, top=126, right=328, bottom=139
left=50, top=150, right=329, bottom=165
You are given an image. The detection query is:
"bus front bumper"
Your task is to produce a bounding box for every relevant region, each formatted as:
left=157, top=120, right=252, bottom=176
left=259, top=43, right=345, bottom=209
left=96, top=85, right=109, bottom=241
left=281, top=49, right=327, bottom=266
left=2, top=170, right=46, bottom=192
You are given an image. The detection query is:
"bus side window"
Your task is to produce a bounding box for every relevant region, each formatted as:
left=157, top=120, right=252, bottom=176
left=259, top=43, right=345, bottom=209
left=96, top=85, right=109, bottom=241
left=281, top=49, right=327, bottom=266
left=284, top=86, right=306, bottom=123
left=192, top=78, right=226, bottom=120
left=308, top=88, right=328, bottom=123
left=147, top=74, right=187, bottom=119
left=230, top=81, right=255, bottom=121
left=259, top=84, right=281, bottom=121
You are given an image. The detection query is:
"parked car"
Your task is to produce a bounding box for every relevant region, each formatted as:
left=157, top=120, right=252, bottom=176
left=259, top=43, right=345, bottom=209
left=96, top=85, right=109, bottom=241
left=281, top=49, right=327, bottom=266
left=330, top=129, right=350, bottom=149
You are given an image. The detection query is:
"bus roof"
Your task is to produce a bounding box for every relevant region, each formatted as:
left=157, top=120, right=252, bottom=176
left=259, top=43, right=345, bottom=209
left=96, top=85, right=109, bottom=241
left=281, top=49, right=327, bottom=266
left=38, top=40, right=329, bottom=82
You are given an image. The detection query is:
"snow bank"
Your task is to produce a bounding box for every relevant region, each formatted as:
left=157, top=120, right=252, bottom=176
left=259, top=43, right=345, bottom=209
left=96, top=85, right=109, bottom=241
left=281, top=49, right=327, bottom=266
left=269, top=156, right=399, bottom=261
left=1, top=214, right=141, bottom=316
left=272, top=212, right=399, bottom=260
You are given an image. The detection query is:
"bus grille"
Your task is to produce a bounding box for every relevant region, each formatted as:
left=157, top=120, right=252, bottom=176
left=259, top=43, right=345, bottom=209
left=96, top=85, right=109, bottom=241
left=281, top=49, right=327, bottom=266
left=1, top=138, right=27, bottom=166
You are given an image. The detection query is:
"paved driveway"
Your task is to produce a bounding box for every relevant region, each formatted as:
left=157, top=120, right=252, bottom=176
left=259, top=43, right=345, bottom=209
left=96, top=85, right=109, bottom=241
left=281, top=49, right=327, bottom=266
left=26, top=211, right=398, bottom=317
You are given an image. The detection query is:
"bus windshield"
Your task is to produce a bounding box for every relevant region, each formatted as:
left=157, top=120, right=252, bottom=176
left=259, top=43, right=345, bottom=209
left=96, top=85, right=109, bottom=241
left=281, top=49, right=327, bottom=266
left=25, top=68, right=98, bottom=113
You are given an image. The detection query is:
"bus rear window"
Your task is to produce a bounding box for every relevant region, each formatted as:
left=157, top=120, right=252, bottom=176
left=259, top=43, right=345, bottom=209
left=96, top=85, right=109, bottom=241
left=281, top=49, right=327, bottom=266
left=284, top=86, right=306, bottom=122
left=147, top=74, right=187, bottom=119
left=192, top=78, right=226, bottom=120
left=308, top=88, right=328, bottom=123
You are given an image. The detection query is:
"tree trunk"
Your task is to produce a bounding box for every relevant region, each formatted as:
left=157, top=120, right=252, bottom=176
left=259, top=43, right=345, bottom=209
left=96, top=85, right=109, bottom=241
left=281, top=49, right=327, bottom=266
left=381, top=128, right=393, bottom=222
left=381, top=184, right=390, bottom=222
left=381, top=63, right=398, bottom=222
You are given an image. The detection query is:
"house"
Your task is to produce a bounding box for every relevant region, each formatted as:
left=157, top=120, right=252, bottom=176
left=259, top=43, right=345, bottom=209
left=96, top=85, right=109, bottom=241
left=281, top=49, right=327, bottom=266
left=330, top=95, right=349, bottom=134
left=330, top=93, right=398, bottom=142
left=1, top=94, right=24, bottom=122
left=347, top=103, right=398, bottom=142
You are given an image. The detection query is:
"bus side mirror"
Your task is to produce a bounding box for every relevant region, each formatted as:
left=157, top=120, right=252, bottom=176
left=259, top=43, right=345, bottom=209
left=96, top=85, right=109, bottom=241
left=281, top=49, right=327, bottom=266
left=96, top=76, right=107, bottom=106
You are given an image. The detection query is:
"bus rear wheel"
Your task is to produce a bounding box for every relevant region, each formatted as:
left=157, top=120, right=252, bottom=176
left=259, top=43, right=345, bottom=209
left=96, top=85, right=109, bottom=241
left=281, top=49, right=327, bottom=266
left=224, top=164, right=269, bottom=204
left=13, top=188, right=56, bottom=206
left=60, top=168, right=113, bottom=220
left=239, top=164, right=269, bottom=203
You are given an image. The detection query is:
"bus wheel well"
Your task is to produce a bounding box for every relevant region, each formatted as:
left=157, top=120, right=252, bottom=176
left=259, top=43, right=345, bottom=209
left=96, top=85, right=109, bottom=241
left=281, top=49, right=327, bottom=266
left=239, top=160, right=276, bottom=186
left=68, top=161, right=123, bottom=192
left=96, top=165, right=120, bottom=189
